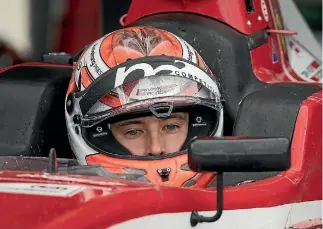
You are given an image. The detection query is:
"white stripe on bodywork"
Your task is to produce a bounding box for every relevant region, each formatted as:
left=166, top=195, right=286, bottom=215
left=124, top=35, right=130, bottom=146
left=109, top=200, right=322, bottom=229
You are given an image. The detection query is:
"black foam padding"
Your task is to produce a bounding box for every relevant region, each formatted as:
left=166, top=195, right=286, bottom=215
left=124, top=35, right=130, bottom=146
left=233, top=83, right=321, bottom=139
left=0, top=65, right=73, bottom=157
left=0, top=156, right=114, bottom=177
left=131, top=13, right=265, bottom=134
left=210, top=171, right=281, bottom=187
left=0, top=156, right=78, bottom=171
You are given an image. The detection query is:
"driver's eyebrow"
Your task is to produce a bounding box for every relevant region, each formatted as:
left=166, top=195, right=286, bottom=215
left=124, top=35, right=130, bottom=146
left=116, top=120, right=143, bottom=127
left=115, top=114, right=187, bottom=127
left=165, top=114, right=186, bottom=121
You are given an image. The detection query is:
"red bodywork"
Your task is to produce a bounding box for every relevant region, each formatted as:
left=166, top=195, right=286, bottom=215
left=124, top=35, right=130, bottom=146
left=0, top=0, right=322, bottom=228
left=57, top=0, right=101, bottom=54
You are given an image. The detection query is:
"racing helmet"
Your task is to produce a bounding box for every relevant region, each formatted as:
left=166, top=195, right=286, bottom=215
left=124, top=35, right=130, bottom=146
left=65, top=26, right=224, bottom=187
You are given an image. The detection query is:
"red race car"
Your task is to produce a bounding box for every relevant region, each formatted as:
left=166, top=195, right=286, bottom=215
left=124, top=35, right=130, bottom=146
left=0, top=0, right=321, bottom=228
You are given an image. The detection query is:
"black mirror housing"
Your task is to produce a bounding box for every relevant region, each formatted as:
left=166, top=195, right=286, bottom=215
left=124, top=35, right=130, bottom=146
left=188, top=137, right=290, bottom=172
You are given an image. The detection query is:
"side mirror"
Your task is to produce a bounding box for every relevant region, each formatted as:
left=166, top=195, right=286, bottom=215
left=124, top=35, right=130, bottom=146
left=188, top=137, right=290, bottom=172
left=187, top=137, right=291, bottom=227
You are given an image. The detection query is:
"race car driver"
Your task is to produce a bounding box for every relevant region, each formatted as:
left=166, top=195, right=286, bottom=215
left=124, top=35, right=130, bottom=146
left=65, top=26, right=224, bottom=187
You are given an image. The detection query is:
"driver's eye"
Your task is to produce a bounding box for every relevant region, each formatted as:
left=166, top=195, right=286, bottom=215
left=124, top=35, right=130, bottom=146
left=125, top=129, right=143, bottom=137
left=163, top=124, right=180, bottom=132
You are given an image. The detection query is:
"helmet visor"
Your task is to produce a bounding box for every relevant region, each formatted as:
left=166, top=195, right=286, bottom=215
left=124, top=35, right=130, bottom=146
left=80, top=74, right=222, bottom=128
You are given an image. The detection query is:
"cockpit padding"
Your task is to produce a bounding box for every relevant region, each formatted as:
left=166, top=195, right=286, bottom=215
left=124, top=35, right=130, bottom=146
left=0, top=65, right=73, bottom=158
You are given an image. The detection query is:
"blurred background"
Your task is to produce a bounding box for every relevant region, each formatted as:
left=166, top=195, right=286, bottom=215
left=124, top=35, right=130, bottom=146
left=294, top=0, right=322, bottom=43
left=0, top=0, right=321, bottom=68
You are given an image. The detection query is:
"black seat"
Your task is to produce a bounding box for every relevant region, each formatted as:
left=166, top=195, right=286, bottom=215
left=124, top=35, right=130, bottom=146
left=0, top=65, right=73, bottom=158
left=233, top=83, right=321, bottom=138
left=131, top=13, right=267, bottom=134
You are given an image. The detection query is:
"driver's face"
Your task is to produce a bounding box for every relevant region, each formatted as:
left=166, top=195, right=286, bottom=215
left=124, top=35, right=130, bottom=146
left=110, top=112, right=189, bottom=156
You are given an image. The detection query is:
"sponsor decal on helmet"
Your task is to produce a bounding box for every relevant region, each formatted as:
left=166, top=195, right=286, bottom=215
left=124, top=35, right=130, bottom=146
left=115, top=60, right=220, bottom=96
left=89, top=43, right=104, bottom=75
left=92, top=125, right=109, bottom=138
left=192, top=116, right=207, bottom=127
left=136, top=84, right=178, bottom=96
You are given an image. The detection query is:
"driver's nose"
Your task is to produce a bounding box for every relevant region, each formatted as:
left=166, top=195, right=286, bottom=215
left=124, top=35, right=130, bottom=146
left=149, top=132, right=165, bottom=156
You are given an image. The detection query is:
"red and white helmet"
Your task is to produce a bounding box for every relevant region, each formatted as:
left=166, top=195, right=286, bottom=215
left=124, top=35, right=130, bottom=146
left=65, top=26, right=223, bottom=187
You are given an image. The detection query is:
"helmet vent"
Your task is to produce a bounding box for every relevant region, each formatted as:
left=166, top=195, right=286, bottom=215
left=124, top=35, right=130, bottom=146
left=149, top=102, right=173, bottom=118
